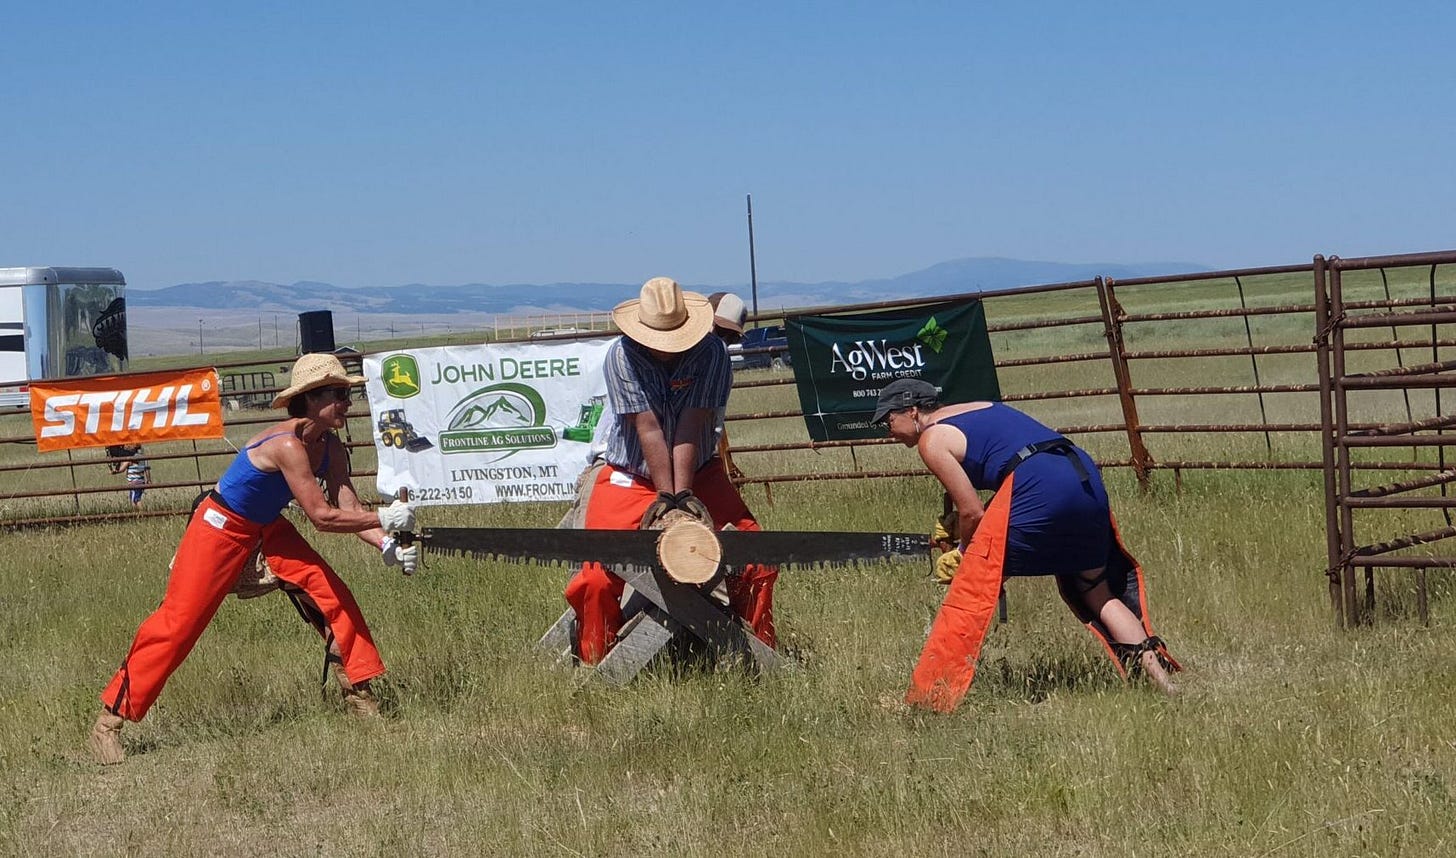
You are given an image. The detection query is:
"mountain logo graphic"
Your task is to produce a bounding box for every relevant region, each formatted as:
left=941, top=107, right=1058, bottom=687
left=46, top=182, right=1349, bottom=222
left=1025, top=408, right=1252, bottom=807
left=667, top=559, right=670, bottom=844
left=381, top=355, right=422, bottom=399
left=439, top=382, right=556, bottom=462
left=916, top=317, right=949, bottom=354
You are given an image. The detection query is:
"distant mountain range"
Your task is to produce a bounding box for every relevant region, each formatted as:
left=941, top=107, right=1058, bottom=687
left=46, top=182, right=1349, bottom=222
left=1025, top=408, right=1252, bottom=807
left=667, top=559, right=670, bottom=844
left=128, top=257, right=1210, bottom=316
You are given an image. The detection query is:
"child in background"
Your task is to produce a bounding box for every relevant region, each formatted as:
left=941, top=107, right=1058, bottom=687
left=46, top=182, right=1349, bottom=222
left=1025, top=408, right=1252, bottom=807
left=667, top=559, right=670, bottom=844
left=125, top=448, right=151, bottom=508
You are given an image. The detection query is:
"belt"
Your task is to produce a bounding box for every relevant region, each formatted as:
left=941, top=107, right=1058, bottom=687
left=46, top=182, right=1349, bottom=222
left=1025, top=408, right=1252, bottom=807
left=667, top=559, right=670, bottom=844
left=996, top=438, right=1090, bottom=486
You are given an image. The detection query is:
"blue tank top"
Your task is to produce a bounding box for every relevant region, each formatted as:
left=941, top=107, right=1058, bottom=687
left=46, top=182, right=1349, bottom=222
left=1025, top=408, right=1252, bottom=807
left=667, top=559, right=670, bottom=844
left=937, top=403, right=1063, bottom=490
left=215, top=431, right=331, bottom=523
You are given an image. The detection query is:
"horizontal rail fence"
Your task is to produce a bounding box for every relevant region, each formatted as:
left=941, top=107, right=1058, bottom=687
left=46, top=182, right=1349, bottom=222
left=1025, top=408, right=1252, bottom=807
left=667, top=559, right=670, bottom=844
left=3, top=251, right=1455, bottom=536
left=1318, top=250, right=1456, bottom=626
left=722, top=257, right=1456, bottom=521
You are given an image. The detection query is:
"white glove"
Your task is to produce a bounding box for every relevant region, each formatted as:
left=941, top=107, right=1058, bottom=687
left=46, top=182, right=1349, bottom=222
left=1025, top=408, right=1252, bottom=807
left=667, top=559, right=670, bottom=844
left=377, top=499, right=415, bottom=533
left=381, top=536, right=419, bottom=575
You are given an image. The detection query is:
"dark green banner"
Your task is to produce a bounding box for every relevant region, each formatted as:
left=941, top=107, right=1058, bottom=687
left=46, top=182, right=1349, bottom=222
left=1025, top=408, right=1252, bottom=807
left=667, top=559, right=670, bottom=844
left=785, top=300, right=1000, bottom=441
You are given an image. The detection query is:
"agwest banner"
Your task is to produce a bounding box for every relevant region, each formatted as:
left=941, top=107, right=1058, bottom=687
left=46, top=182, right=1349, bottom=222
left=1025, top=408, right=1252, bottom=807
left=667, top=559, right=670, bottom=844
left=30, top=367, right=224, bottom=453
left=786, top=299, right=1000, bottom=441
left=365, top=339, right=614, bottom=506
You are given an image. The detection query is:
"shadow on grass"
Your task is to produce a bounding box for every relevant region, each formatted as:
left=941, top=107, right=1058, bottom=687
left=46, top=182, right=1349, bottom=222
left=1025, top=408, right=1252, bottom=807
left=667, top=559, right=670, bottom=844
left=976, top=651, right=1126, bottom=702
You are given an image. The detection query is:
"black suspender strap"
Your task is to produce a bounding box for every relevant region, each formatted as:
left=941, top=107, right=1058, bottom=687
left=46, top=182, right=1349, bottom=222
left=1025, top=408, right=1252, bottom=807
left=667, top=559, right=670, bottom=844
left=996, top=438, right=1089, bottom=486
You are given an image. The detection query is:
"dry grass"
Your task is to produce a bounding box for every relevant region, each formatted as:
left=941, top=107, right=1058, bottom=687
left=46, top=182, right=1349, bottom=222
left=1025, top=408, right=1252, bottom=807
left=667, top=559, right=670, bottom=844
left=4, top=265, right=1456, bottom=855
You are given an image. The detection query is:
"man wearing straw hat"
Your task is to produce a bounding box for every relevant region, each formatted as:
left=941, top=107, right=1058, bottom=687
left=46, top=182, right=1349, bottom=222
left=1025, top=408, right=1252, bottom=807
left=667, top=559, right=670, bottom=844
left=563, top=278, right=777, bottom=664
left=88, top=353, right=417, bottom=764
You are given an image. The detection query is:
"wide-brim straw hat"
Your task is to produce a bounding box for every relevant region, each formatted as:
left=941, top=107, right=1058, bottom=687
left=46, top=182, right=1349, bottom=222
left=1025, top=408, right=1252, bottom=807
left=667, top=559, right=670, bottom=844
left=271, top=353, right=367, bottom=408
left=612, top=277, right=714, bottom=353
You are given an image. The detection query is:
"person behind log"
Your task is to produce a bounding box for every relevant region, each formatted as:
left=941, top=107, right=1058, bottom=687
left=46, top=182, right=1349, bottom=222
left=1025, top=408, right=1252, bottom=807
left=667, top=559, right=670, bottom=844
left=871, top=378, right=1181, bottom=712
left=88, top=353, right=418, bottom=765
left=563, top=277, right=776, bottom=664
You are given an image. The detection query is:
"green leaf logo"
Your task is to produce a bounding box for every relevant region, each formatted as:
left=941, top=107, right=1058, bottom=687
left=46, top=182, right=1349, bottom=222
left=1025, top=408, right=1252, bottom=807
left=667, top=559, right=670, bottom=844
left=381, top=354, right=422, bottom=399
left=916, top=317, right=949, bottom=354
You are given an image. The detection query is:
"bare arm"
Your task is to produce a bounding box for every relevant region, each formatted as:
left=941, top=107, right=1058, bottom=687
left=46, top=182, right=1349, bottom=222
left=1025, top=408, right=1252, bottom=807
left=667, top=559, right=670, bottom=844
left=631, top=410, right=677, bottom=493
left=270, top=435, right=381, bottom=534
left=322, top=438, right=388, bottom=549
left=917, top=424, right=984, bottom=548
left=669, top=407, right=712, bottom=493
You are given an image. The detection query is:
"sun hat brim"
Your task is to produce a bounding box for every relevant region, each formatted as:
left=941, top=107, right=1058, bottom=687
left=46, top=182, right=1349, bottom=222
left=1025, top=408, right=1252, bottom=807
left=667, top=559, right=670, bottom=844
left=611, top=291, right=715, bottom=353
left=270, top=355, right=367, bottom=408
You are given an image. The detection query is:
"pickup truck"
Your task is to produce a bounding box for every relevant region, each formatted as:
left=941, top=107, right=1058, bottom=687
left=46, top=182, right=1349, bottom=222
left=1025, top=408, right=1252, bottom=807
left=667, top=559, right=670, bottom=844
left=729, top=325, right=791, bottom=370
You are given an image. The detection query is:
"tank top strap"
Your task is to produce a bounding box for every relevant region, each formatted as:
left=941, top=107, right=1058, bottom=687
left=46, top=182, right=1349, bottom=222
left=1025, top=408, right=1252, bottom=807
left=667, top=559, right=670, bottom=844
left=244, top=431, right=297, bottom=452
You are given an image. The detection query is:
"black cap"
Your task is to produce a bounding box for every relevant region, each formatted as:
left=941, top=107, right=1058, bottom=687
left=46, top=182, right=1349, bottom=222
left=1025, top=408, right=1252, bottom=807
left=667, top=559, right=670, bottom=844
left=870, top=378, right=941, bottom=424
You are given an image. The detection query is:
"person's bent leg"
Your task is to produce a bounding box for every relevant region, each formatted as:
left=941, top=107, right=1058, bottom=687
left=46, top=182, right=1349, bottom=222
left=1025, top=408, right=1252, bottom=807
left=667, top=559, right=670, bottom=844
left=1066, top=571, right=1179, bottom=695
left=94, top=498, right=258, bottom=763
left=100, top=498, right=257, bottom=722
left=695, top=458, right=778, bottom=645
left=564, top=562, right=627, bottom=664
left=905, top=476, right=1015, bottom=713
left=261, top=518, right=385, bottom=687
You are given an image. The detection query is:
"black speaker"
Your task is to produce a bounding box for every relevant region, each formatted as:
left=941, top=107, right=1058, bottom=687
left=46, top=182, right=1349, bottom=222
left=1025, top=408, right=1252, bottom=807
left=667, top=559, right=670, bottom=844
left=298, top=310, right=336, bottom=354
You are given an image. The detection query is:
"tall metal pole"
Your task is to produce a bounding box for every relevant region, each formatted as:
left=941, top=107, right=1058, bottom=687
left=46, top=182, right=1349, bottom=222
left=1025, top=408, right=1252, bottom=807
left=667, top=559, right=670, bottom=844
left=746, top=194, right=759, bottom=322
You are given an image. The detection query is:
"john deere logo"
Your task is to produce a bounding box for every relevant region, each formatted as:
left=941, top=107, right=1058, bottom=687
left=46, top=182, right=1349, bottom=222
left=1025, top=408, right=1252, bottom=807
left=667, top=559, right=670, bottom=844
left=438, top=382, right=556, bottom=462
left=382, top=354, right=422, bottom=399
left=916, top=317, right=949, bottom=354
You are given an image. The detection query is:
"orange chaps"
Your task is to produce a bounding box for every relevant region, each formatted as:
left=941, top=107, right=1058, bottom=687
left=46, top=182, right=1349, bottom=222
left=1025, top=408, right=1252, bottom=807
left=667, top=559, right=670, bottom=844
left=101, top=495, right=384, bottom=721
left=564, top=459, right=778, bottom=664
left=905, top=473, right=1178, bottom=712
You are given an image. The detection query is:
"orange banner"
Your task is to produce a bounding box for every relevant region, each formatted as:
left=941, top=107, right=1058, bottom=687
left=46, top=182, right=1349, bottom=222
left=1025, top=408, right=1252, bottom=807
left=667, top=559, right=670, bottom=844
left=30, top=368, right=225, bottom=453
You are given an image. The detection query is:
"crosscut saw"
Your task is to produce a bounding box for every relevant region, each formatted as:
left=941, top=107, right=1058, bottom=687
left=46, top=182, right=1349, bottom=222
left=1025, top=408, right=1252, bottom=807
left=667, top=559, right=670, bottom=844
left=418, top=525, right=929, bottom=573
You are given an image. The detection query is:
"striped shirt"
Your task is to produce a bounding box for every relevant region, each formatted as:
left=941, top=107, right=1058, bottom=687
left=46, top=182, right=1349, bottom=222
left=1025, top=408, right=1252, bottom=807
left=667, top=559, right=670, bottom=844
left=602, top=335, right=732, bottom=480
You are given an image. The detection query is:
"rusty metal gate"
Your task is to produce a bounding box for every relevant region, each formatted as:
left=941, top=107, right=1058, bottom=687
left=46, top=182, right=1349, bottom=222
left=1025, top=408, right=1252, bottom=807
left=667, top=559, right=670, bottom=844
left=1316, top=250, right=1456, bottom=626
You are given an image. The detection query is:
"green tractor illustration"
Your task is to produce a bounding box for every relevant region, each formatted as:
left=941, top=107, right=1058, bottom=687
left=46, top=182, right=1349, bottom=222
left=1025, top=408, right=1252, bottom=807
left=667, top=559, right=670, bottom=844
left=562, top=395, right=605, bottom=443
left=378, top=408, right=434, bottom=452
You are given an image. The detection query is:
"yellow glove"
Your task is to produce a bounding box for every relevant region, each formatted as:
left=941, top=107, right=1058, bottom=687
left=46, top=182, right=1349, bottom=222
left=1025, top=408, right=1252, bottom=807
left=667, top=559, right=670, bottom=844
left=934, top=548, right=962, bottom=584
left=931, top=519, right=951, bottom=544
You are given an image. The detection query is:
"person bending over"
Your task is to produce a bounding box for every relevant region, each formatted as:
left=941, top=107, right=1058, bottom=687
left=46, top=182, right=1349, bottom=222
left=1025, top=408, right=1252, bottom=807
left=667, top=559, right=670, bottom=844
left=872, top=378, right=1180, bottom=712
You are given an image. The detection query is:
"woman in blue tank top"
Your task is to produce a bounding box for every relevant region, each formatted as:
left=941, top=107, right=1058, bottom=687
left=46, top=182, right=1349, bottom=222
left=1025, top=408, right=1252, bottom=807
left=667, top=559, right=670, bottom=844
left=871, top=378, right=1180, bottom=713
left=89, top=354, right=418, bottom=765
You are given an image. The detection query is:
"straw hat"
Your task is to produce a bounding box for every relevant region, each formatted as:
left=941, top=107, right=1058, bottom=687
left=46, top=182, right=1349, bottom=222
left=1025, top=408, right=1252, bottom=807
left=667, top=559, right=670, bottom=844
left=707, top=291, right=747, bottom=335
left=611, top=277, right=714, bottom=353
left=271, top=353, right=366, bottom=408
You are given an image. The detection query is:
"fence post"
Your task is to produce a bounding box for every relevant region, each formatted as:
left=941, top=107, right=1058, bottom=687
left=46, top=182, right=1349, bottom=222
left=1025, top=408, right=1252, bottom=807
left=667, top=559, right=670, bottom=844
left=1096, top=277, right=1153, bottom=491
left=1311, top=254, right=1345, bottom=625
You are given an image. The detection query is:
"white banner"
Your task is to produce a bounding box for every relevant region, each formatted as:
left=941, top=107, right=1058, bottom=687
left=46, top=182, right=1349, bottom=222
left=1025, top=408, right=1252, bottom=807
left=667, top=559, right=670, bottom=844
left=365, top=340, right=613, bottom=505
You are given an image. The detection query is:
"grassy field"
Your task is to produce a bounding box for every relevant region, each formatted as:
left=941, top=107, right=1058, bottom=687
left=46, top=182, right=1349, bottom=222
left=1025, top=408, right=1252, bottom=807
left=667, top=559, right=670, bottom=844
left=4, top=266, right=1456, bottom=856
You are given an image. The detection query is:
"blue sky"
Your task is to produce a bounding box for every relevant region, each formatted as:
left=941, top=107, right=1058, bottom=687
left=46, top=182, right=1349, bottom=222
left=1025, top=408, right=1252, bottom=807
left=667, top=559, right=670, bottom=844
left=3, top=2, right=1453, bottom=289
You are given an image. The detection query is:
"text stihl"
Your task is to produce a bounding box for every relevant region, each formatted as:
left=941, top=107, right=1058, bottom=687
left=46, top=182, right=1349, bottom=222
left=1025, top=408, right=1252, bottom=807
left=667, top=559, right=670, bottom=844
left=39, top=386, right=212, bottom=438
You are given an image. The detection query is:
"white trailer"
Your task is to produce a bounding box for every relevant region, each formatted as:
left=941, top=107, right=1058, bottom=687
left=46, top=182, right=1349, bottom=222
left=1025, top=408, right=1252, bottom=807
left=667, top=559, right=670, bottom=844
left=0, top=267, right=128, bottom=408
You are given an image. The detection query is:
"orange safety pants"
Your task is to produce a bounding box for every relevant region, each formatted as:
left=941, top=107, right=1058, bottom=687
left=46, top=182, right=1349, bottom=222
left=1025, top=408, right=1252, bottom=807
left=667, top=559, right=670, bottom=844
left=563, top=458, right=778, bottom=664
left=905, top=474, right=1178, bottom=712
left=101, top=495, right=384, bottom=721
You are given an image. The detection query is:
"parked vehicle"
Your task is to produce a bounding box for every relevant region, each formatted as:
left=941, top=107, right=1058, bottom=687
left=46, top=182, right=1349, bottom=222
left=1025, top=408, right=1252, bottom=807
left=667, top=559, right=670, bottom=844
left=729, top=325, right=791, bottom=370
left=0, top=267, right=128, bottom=409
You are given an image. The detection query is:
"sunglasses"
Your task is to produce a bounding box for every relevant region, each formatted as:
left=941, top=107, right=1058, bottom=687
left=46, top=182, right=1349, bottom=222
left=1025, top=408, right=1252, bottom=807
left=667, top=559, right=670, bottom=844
left=314, top=386, right=352, bottom=402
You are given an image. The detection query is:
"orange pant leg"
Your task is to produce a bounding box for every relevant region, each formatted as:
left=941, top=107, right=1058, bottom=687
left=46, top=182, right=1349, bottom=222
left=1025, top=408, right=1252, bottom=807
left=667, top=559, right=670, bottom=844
left=101, top=496, right=258, bottom=721
left=260, top=517, right=385, bottom=686
left=564, top=465, right=656, bottom=663
left=692, top=458, right=777, bottom=646
left=905, top=474, right=1015, bottom=713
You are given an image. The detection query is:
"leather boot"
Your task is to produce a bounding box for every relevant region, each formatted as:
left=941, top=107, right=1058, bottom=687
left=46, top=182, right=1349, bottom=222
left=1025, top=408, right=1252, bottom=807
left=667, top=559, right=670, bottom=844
left=88, top=711, right=126, bottom=765
left=334, top=666, right=381, bottom=718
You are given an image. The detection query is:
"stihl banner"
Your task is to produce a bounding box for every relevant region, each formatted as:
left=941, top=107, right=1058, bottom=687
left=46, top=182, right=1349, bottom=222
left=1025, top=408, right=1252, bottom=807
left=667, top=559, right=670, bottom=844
left=30, top=368, right=225, bottom=452
left=365, top=339, right=614, bottom=506
left=786, top=299, right=1000, bottom=441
